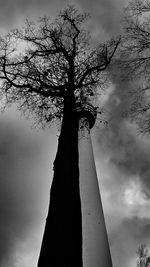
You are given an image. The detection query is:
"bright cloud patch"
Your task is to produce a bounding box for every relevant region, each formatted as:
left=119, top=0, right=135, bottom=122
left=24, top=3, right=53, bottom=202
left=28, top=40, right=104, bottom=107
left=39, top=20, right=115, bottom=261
left=124, top=179, right=147, bottom=206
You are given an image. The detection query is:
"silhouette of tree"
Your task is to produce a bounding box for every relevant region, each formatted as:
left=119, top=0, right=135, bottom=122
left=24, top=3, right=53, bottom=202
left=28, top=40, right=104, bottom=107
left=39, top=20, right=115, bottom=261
left=0, top=5, right=120, bottom=266
left=121, top=0, right=150, bottom=76
left=119, top=0, right=150, bottom=133
left=136, top=244, right=150, bottom=267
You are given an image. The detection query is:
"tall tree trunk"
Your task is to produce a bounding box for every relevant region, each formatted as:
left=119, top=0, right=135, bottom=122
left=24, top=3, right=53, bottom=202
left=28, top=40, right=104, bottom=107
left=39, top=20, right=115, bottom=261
left=38, top=92, right=83, bottom=267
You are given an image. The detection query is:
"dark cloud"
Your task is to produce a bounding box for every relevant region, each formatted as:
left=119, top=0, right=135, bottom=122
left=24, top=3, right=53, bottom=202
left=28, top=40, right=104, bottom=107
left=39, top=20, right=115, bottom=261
left=0, top=0, right=128, bottom=37
left=110, top=217, right=150, bottom=267
left=0, top=0, right=67, bottom=29
left=0, top=114, right=54, bottom=266
left=97, top=77, right=150, bottom=198
left=123, top=217, right=150, bottom=242
left=75, top=0, right=126, bottom=37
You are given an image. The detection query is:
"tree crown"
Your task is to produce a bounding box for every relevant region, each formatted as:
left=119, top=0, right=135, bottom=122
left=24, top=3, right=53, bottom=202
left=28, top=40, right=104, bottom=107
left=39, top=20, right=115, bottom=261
left=0, top=5, right=120, bottom=127
left=118, top=0, right=150, bottom=134
left=136, top=244, right=150, bottom=267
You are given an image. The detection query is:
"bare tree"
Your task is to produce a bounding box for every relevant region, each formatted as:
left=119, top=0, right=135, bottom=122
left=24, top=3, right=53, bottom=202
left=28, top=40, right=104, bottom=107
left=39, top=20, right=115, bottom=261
left=121, top=0, right=150, bottom=76
left=136, top=244, right=150, bottom=267
left=0, top=6, right=120, bottom=266
left=119, top=0, right=150, bottom=133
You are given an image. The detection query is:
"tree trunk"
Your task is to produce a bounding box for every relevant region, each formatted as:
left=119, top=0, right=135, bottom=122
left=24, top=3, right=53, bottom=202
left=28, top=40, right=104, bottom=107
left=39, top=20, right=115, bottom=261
left=38, top=92, right=83, bottom=267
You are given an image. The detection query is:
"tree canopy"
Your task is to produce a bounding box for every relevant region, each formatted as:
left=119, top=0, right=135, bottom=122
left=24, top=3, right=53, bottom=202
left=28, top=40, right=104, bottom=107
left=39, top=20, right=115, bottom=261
left=119, top=0, right=150, bottom=133
left=136, top=244, right=150, bottom=267
left=0, top=5, right=120, bottom=127
left=121, top=0, right=150, bottom=76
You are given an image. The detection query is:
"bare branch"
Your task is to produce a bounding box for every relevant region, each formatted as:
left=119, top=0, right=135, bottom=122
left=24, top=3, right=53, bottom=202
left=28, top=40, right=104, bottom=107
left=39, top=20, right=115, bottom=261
left=120, top=0, right=150, bottom=134
left=77, top=38, right=121, bottom=88
left=0, top=5, right=119, bottom=127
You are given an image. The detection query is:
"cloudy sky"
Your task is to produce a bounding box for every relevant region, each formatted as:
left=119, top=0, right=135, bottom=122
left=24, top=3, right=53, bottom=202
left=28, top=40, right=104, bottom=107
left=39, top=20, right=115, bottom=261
left=0, top=0, right=150, bottom=267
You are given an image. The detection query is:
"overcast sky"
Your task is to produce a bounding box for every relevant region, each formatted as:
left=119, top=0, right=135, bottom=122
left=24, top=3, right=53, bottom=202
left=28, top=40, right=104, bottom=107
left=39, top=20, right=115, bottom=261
left=0, top=0, right=149, bottom=267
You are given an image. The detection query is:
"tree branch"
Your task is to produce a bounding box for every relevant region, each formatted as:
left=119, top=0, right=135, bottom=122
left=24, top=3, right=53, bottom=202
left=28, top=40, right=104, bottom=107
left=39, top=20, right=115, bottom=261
left=77, top=38, right=121, bottom=88
left=62, top=13, right=80, bottom=57
left=2, top=56, right=65, bottom=97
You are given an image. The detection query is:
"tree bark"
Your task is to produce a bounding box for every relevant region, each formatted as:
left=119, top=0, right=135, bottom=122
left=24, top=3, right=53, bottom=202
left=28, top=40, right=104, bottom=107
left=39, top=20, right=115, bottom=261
left=38, top=91, right=83, bottom=267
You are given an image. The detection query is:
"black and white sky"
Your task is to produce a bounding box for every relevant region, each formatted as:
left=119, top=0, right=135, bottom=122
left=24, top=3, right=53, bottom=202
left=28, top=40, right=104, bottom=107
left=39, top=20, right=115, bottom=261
left=0, top=0, right=150, bottom=267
